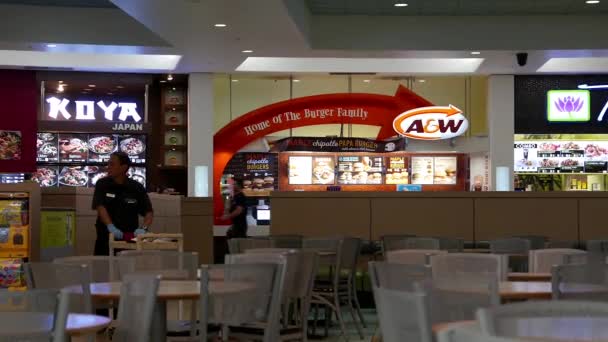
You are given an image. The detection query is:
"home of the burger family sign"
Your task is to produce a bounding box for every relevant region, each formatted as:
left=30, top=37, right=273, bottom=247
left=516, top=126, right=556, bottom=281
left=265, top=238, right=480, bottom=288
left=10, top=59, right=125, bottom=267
left=392, top=105, right=469, bottom=140
left=44, top=96, right=144, bottom=131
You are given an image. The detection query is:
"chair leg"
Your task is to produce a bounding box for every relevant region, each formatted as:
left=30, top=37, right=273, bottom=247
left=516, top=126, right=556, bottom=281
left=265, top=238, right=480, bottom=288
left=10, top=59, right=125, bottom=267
left=332, top=294, right=349, bottom=341
left=351, top=280, right=367, bottom=328
left=311, top=303, right=319, bottom=336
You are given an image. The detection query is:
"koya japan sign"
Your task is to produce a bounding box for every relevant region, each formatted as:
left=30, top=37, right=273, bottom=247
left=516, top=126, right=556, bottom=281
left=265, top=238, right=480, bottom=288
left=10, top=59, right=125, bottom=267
left=392, top=105, right=469, bottom=140
left=45, top=96, right=142, bottom=123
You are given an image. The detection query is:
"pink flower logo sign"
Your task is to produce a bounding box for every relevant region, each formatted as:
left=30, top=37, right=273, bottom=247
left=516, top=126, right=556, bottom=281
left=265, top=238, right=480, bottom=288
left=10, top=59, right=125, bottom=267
left=547, top=90, right=590, bottom=122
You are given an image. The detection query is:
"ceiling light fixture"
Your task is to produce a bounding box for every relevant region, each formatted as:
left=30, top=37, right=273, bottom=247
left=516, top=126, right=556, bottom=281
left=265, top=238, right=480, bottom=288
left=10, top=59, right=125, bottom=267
left=242, top=50, right=253, bottom=53
left=116, top=85, right=124, bottom=89
left=84, top=88, right=92, bottom=91
left=107, top=92, right=114, bottom=96
left=471, top=51, right=481, bottom=55
left=292, top=79, right=300, bottom=83
left=231, top=79, right=239, bottom=82
left=58, top=80, right=63, bottom=84
left=88, top=84, right=96, bottom=88
left=586, top=0, right=600, bottom=4
left=214, top=23, right=227, bottom=28
left=167, top=74, right=174, bottom=81
left=394, top=3, right=408, bottom=7
left=160, top=80, right=167, bottom=83
left=57, top=84, right=65, bottom=92
left=363, top=79, right=371, bottom=83
left=418, top=79, right=426, bottom=83
left=47, top=44, right=57, bottom=48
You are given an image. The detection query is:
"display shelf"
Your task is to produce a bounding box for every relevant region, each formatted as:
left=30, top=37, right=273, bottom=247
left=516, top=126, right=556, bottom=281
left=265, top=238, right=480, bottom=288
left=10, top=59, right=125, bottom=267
left=159, top=83, right=188, bottom=194
left=159, top=166, right=187, bottom=170
left=161, top=145, right=187, bottom=150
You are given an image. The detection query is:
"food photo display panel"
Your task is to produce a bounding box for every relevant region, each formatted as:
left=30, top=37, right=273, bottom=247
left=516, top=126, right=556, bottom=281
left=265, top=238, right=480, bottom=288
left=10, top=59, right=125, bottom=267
left=312, top=156, right=335, bottom=185
left=514, top=140, right=608, bottom=174
left=288, top=156, right=313, bottom=185
left=337, top=156, right=383, bottom=185
left=87, top=134, right=118, bottom=163
left=36, top=133, right=58, bottom=163
left=58, top=134, right=88, bottom=163
left=118, top=135, right=146, bottom=164
left=0, top=131, right=22, bottom=161
left=385, top=156, right=409, bottom=184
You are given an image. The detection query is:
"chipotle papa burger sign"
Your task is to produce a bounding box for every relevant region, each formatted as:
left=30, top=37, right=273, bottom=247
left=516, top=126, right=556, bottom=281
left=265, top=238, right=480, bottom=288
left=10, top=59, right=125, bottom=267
left=393, top=105, right=469, bottom=140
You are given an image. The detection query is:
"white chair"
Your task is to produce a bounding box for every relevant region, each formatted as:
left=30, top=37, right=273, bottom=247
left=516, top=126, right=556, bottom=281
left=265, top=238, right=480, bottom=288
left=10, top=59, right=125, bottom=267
left=24, top=262, right=93, bottom=314
left=477, top=300, right=608, bottom=339
left=112, top=274, right=161, bottom=342
left=227, top=250, right=318, bottom=342
left=438, top=325, right=538, bottom=342
left=369, top=261, right=432, bottom=291
left=431, top=253, right=508, bottom=281
left=381, top=234, right=417, bottom=254
left=53, top=255, right=131, bottom=282
left=373, top=285, right=433, bottom=342
left=228, top=238, right=272, bottom=254
left=437, top=237, right=465, bottom=252
left=245, top=248, right=296, bottom=254
left=529, top=248, right=587, bottom=273
left=490, top=238, right=531, bottom=255
left=269, top=235, right=303, bottom=249
left=552, top=263, right=608, bottom=300
left=0, top=288, right=69, bottom=342
left=405, top=237, right=441, bottom=250
left=430, top=254, right=501, bottom=322
left=386, top=249, right=447, bottom=265
left=203, top=254, right=287, bottom=342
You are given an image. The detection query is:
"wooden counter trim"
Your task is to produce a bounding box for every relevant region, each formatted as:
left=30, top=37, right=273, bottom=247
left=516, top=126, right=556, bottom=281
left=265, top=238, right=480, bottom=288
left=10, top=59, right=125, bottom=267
left=271, top=191, right=608, bottom=199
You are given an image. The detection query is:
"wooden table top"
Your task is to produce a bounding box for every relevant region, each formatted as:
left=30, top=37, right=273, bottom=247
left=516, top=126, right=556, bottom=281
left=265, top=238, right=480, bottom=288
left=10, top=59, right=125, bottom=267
left=508, top=272, right=552, bottom=282
left=499, top=281, right=552, bottom=300
left=85, top=280, right=253, bottom=301
left=0, top=313, right=111, bottom=336
left=433, top=317, right=608, bottom=341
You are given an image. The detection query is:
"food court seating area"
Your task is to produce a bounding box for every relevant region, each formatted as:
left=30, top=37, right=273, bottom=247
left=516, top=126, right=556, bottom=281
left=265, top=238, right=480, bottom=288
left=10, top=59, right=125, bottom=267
left=4, top=234, right=608, bottom=341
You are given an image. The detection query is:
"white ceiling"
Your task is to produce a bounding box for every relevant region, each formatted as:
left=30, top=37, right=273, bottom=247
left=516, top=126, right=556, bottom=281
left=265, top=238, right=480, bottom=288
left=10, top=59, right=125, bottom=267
left=0, top=0, right=606, bottom=74
left=307, top=0, right=608, bottom=15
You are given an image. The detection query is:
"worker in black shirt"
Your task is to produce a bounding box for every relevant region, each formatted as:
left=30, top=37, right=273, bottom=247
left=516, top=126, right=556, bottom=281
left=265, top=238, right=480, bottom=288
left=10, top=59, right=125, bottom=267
left=92, top=151, right=153, bottom=255
left=222, top=178, right=248, bottom=239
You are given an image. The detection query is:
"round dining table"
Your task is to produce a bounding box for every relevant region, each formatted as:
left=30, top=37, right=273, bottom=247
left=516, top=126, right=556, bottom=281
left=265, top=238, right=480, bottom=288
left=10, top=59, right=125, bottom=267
left=0, top=312, right=111, bottom=337
left=434, top=316, right=608, bottom=341
left=86, top=280, right=253, bottom=342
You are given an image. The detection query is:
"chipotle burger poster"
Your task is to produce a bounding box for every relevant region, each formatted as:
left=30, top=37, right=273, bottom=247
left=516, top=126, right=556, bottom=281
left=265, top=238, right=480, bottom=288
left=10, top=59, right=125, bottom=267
left=222, top=153, right=278, bottom=196
left=0, top=70, right=37, bottom=173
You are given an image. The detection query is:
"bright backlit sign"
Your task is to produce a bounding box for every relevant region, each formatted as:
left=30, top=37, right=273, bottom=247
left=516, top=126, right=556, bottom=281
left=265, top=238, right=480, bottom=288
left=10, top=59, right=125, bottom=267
left=547, top=90, right=590, bottom=122
left=393, top=105, right=469, bottom=140
left=45, top=96, right=142, bottom=123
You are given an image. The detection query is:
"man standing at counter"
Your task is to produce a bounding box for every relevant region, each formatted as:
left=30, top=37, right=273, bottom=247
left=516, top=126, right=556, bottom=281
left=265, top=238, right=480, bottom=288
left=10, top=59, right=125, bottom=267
left=92, top=151, right=153, bottom=255
left=222, top=178, right=248, bottom=239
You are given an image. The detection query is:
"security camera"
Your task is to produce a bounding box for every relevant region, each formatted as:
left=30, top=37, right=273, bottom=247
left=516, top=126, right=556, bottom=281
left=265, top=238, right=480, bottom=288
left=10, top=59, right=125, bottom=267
left=516, top=53, right=528, bottom=67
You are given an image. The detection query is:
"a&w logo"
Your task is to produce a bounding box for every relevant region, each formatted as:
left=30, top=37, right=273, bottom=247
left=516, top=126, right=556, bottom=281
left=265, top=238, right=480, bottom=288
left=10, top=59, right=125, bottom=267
left=392, top=105, right=469, bottom=140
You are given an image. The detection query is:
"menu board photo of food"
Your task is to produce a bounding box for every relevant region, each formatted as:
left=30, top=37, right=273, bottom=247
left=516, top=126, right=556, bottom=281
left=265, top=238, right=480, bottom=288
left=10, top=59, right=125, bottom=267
left=411, top=157, right=434, bottom=185
left=119, top=135, right=146, bottom=164
left=337, top=156, right=382, bottom=185
left=31, top=167, right=59, bottom=188
left=87, top=135, right=117, bottom=163
left=128, top=167, right=146, bottom=187
left=385, top=156, right=409, bottom=184
left=312, top=157, right=335, bottom=185
left=58, top=134, right=88, bottom=163
left=58, top=166, right=88, bottom=187
left=87, top=166, right=108, bottom=187
left=288, top=156, right=313, bottom=185
left=434, top=157, right=458, bottom=184
left=36, top=133, right=58, bottom=163
left=0, top=131, right=21, bottom=160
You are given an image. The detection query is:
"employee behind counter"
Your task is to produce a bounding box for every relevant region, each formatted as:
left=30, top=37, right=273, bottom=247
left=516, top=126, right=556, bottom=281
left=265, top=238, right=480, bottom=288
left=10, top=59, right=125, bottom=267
left=92, top=151, right=154, bottom=255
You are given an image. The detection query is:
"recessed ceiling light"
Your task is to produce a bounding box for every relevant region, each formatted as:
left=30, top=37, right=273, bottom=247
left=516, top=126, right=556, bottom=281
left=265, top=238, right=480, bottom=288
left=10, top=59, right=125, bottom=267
left=394, top=3, right=408, bottom=7
left=107, top=92, right=114, bottom=95
left=418, top=79, right=426, bottom=83
left=58, top=80, right=63, bottom=84
left=84, top=88, right=92, bottom=91
left=363, top=79, right=371, bottom=83
left=231, top=79, right=239, bottom=82
left=116, top=85, right=124, bottom=89
left=214, top=23, right=227, bottom=28
left=586, top=0, right=600, bottom=4
left=167, top=74, right=174, bottom=81
left=471, top=51, right=481, bottom=55
left=242, top=50, right=253, bottom=53
left=160, top=80, right=167, bottom=83
left=293, top=79, right=300, bottom=82
left=47, top=44, right=57, bottom=48
left=88, top=84, right=96, bottom=88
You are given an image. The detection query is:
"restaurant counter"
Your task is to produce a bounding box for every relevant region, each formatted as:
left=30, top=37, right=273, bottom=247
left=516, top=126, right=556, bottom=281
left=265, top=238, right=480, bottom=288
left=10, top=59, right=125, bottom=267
left=270, top=191, right=608, bottom=244
left=41, top=188, right=213, bottom=263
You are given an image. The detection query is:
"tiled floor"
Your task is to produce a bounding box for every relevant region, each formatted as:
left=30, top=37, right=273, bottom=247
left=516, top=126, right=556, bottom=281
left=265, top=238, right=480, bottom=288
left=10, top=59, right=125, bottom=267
left=73, top=308, right=379, bottom=342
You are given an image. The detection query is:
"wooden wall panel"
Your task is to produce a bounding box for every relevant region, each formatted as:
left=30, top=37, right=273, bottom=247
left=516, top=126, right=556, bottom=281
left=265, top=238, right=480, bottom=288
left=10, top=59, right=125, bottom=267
left=271, top=198, right=370, bottom=239
left=579, top=198, right=608, bottom=241
left=371, top=198, right=474, bottom=240
left=474, top=198, right=578, bottom=241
